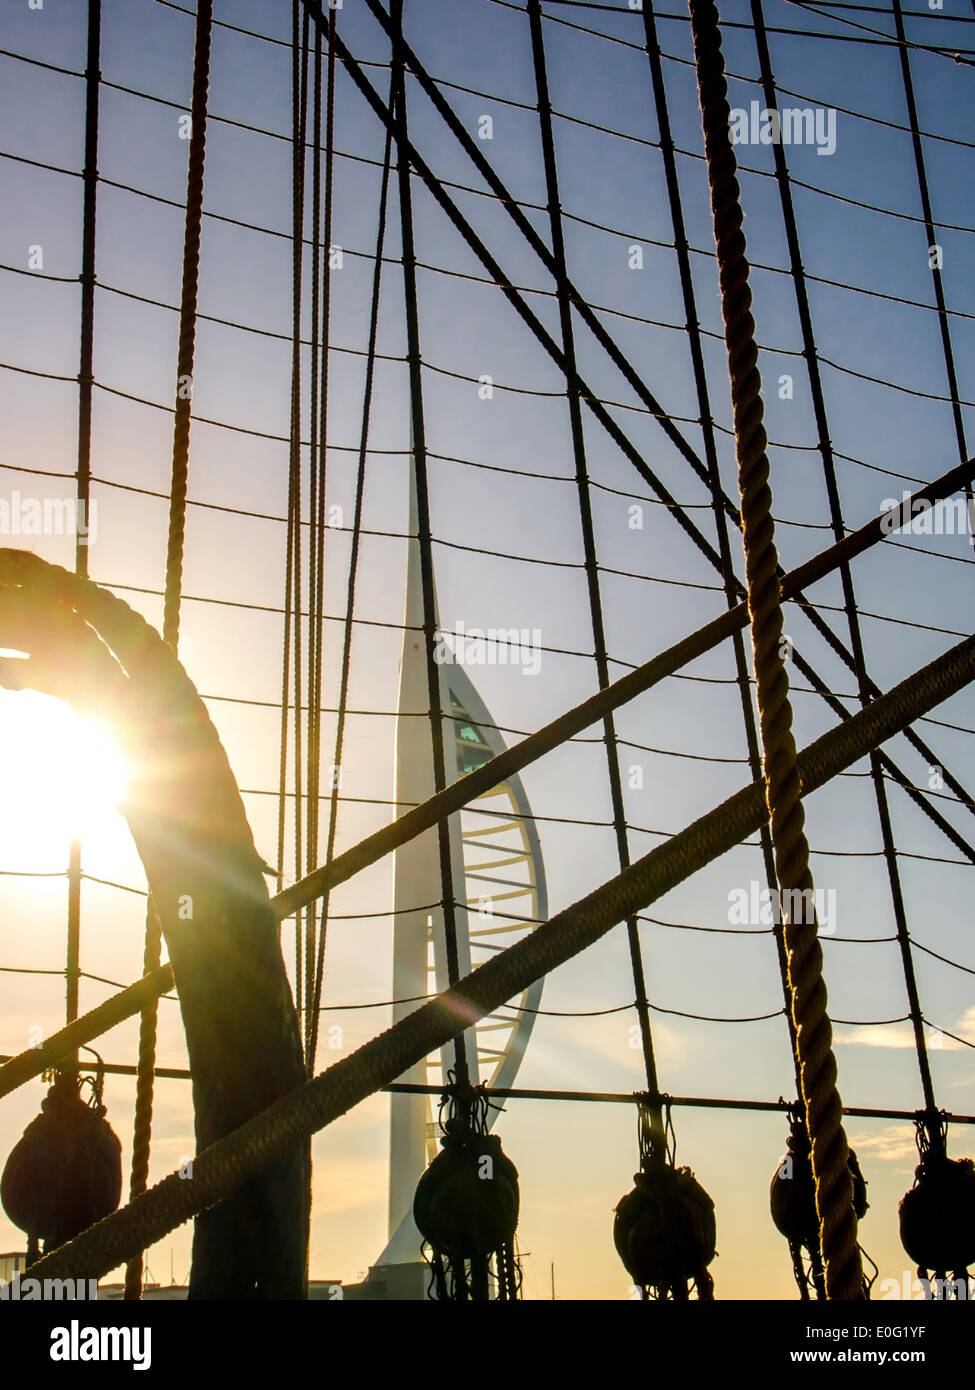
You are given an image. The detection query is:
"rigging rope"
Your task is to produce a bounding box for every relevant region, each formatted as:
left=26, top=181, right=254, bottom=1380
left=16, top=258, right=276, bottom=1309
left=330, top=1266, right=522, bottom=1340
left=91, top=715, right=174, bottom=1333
left=303, top=2, right=975, bottom=851
left=306, top=43, right=394, bottom=1072
left=889, top=0, right=974, bottom=534
left=65, top=0, right=103, bottom=1079
left=26, top=627, right=975, bottom=1283
left=278, top=0, right=310, bottom=1033
left=1, top=470, right=971, bottom=1109
left=389, top=0, right=470, bottom=1093
left=687, top=0, right=862, bottom=1299
left=125, top=0, right=213, bottom=1303
left=641, top=1, right=813, bottom=1229
left=750, top=0, right=941, bottom=1147
left=303, top=6, right=336, bottom=1070
left=528, top=0, right=664, bottom=1156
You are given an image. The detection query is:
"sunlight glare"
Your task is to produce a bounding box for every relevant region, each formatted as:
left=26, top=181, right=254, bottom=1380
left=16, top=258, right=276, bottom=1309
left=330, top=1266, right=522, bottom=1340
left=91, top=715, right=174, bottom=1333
left=0, top=689, right=129, bottom=866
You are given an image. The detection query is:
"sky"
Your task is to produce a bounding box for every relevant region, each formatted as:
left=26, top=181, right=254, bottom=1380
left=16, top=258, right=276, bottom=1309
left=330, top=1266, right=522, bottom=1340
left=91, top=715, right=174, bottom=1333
left=0, top=0, right=974, bottom=1299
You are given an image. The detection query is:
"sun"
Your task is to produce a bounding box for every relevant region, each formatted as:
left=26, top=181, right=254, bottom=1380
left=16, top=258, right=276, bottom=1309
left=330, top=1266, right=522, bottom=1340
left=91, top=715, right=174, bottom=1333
left=0, top=685, right=129, bottom=868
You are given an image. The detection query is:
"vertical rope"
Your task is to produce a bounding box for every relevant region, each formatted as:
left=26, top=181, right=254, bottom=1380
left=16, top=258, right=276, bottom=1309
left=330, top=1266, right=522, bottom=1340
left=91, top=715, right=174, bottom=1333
left=74, top=0, right=100, bottom=593
left=302, top=12, right=322, bottom=1066
left=687, top=0, right=862, bottom=1299
left=390, top=0, right=469, bottom=1092
left=161, top=0, right=212, bottom=652
left=307, top=86, right=394, bottom=1074
left=294, top=2, right=310, bottom=1049
left=526, top=0, right=665, bottom=1160
left=286, top=4, right=310, bottom=1057
left=66, top=0, right=102, bottom=1080
left=891, top=0, right=972, bottom=535
left=303, top=10, right=335, bottom=1068
left=279, top=0, right=309, bottom=1031
left=125, top=0, right=213, bottom=1301
left=639, top=5, right=817, bottom=1256
left=750, top=0, right=940, bottom=1144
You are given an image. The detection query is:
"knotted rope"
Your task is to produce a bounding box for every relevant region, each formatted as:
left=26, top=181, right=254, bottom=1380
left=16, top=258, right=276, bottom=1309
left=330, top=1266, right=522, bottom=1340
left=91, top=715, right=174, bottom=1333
left=688, top=0, right=862, bottom=1299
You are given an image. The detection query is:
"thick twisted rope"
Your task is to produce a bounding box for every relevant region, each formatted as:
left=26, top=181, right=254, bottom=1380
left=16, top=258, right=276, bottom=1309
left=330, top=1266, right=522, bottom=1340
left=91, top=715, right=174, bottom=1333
left=27, top=629, right=975, bottom=1283
left=688, top=0, right=862, bottom=1299
left=122, top=904, right=163, bottom=1301
left=162, top=0, right=212, bottom=649
left=125, top=0, right=214, bottom=1301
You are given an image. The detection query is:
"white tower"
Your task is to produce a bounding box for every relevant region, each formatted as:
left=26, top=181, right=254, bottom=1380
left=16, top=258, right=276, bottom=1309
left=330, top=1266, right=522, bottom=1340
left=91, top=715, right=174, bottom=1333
left=368, top=478, right=548, bottom=1295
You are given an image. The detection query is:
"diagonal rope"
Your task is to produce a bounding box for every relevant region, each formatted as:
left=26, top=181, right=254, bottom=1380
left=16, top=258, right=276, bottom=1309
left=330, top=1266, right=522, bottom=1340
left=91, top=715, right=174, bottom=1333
left=687, top=0, right=862, bottom=1300
left=311, top=0, right=975, bottom=842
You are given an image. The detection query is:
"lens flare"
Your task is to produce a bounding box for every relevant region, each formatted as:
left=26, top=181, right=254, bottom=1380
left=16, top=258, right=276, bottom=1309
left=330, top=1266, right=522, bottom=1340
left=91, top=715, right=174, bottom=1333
left=0, top=689, right=129, bottom=867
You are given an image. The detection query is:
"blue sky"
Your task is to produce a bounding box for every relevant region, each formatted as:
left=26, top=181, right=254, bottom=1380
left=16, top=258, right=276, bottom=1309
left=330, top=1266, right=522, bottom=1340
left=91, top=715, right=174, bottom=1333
left=1, top=0, right=974, bottom=1298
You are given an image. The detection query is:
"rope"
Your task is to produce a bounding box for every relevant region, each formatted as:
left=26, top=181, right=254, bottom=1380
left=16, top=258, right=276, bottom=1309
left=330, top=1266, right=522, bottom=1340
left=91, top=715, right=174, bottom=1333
left=306, top=36, right=393, bottom=1071
left=282, top=0, right=309, bottom=1037
left=750, top=0, right=940, bottom=1143
left=125, top=0, right=213, bottom=1302
left=687, top=0, right=861, bottom=1299
left=890, top=0, right=973, bottom=525
left=64, top=0, right=102, bottom=1081
left=528, top=0, right=663, bottom=1152
left=161, top=0, right=212, bottom=651
left=26, top=627, right=975, bottom=1283
left=122, top=906, right=163, bottom=1300
left=389, top=0, right=469, bottom=1089
left=303, top=7, right=336, bottom=1070
left=75, top=0, right=100, bottom=586
left=641, top=0, right=809, bottom=1193
left=295, top=0, right=310, bottom=1058
left=0, top=547, right=308, bottom=1296
left=274, top=462, right=975, bottom=922
left=303, top=4, right=975, bottom=849
left=0, top=965, right=175, bottom=1103
left=0, top=471, right=970, bottom=1106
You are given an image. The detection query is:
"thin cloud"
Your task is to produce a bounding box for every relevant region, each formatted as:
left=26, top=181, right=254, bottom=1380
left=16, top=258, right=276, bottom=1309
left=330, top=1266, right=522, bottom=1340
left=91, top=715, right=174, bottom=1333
left=846, top=1125, right=918, bottom=1165
left=835, top=1006, right=975, bottom=1052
